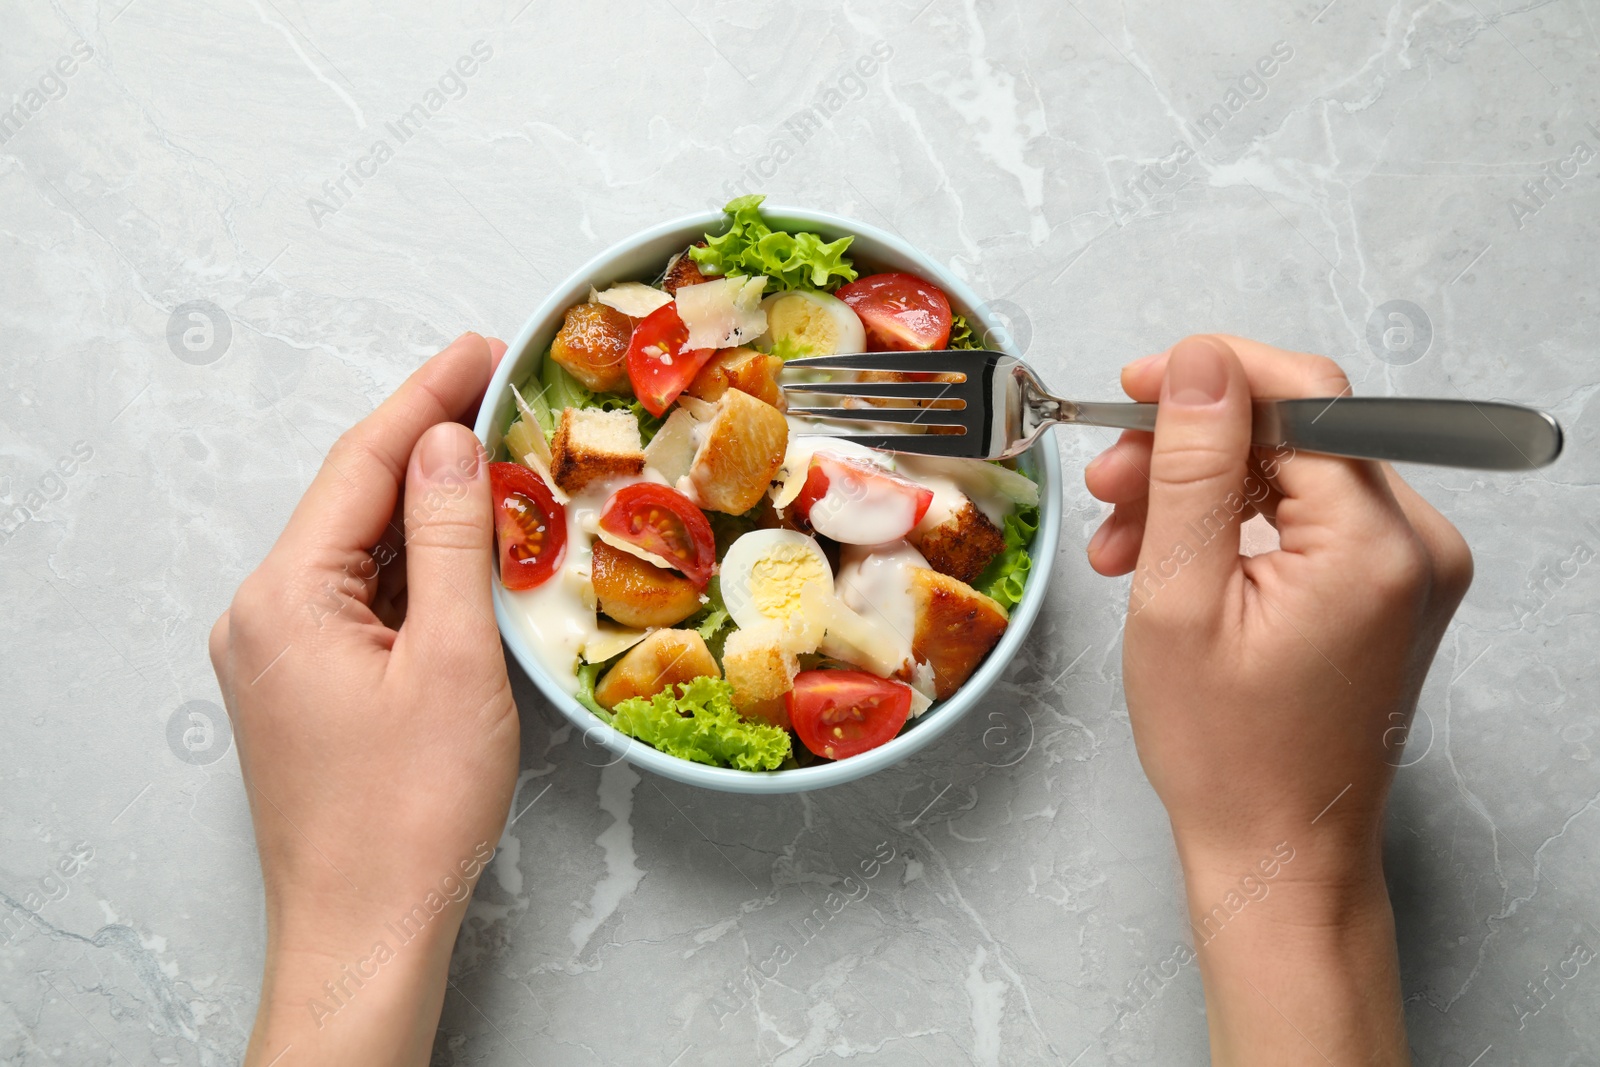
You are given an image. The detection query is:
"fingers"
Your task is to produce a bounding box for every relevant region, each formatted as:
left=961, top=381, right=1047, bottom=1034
left=1135, top=336, right=1254, bottom=610
left=393, top=422, right=500, bottom=680
left=1123, top=334, right=1404, bottom=554
left=1085, top=430, right=1153, bottom=504
left=1084, top=431, right=1152, bottom=576
left=1380, top=465, right=1474, bottom=607
left=209, top=610, right=232, bottom=686
left=268, top=334, right=497, bottom=590
left=1088, top=496, right=1147, bottom=576
left=1121, top=335, right=1349, bottom=403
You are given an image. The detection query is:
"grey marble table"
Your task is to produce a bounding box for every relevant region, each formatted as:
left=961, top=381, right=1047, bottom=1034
left=4, top=1, right=1598, bottom=1064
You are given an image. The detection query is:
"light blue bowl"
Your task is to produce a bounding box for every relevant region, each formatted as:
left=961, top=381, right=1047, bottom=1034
left=474, top=206, right=1063, bottom=793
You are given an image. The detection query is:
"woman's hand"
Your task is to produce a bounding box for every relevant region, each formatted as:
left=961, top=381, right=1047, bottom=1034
left=210, top=333, right=520, bottom=1066
left=1086, top=335, right=1471, bottom=1065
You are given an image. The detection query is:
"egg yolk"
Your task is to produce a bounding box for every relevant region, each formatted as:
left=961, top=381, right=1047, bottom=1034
left=750, top=546, right=829, bottom=621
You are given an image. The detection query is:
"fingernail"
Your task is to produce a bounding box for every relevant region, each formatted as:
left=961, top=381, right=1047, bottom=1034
left=1165, top=338, right=1229, bottom=406
left=418, top=424, right=482, bottom=484
left=1085, top=450, right=1108, bottom=476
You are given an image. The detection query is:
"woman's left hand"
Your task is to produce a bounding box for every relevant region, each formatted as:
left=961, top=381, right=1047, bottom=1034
left=209, top=333, right=520, bottom=1066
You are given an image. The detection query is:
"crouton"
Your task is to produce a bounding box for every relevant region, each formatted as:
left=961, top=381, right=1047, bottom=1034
left=685, top=347, right=785, bottom=409
left=912, top=500, right=1007, bottom=584
left=594, top=628, right=719, bottom=709
left=724, top=623, right=801, bottom=705
left=687, top=389, right=788, bottom=515
left=591, top=541, right=701, bottom=629
left=549, top=407, right=645, bottom=494
left=662, top=243, right=710, bottom=295
left=550, top=302, right=634, bottom=393
left=911, top=569, right=1008, bottom=700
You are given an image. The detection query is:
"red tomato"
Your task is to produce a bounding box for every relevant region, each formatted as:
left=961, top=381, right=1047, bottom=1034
left=625, top=302, right=717, bottom=416
left=835, top=272, right=953, bottom=351
left=597, top=483, right=717, bottom=588
left=791, top=452, right=935, bottom=544
left=788, top=670, right=913, bottom=760
left=489, top=462, right=567, bottom=590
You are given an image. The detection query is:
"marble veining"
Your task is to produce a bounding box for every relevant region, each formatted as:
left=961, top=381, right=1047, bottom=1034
left=2, top=0, right=1597, bottom=1063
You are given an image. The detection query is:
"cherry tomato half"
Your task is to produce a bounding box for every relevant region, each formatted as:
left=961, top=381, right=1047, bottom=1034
left=834, top=272, right=953, bottom=351
left=791, top=452, right=934, bottom=545
left=625, top=302, right=717, bottom=416
left=489, top=462, right=567, bottom=591
left=787, top=669, right=913, bottom=761
left=597, top=483, right=717, bottom=588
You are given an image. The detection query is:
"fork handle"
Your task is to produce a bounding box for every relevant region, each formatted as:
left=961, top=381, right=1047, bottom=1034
left=1066, top=397, right=1562, bottom=471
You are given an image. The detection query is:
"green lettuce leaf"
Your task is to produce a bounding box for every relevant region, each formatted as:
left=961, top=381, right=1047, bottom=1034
left=532, top=357, right=662, bottom=445
left=947, top=312, right=983, bottom=351
left=974, top=503, right=1039, bottom=611
left=609, top=675, right=791, bottom=771
left=691, top=195, right=858, bottom=292
left=575, top=662, right=608, bottom=719
left=593, top=392, right=665, bottom=445
left=540, top=356, right=593, bottom=417
left=683, top=575, right=735, bottom=658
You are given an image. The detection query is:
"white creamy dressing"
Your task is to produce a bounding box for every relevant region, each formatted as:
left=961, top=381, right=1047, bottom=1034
left=897, top=455, right=1018, bottom=527
left=834, top=540, right=929, bottom=680
left=503, top=470, right=661, bottom=693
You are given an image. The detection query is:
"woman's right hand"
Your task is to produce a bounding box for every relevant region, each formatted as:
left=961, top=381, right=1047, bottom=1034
left=1085, top=335, right=1471, bottom=1065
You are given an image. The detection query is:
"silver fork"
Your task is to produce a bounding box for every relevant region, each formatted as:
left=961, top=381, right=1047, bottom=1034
left=781, top=350, right=1563, bottom=470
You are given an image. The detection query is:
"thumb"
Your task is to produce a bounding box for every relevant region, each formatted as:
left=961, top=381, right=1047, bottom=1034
left=397, top=422, right=499, bottom=673
left=1132, top=336, right=1253, bottom=620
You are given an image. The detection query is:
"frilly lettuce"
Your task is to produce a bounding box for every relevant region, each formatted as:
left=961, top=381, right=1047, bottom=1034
left=684, top=575, right=734, bottom=658
left=521, top=358, right=663, bottom=444
left=691, top=195, right=857, bottom=292
left=575, top=662, right=607, bottom=718
left=608, top=676, right=791, bottom=771
left=947, top=312, right=982, bottom=350
left=974, top=504, right=1039, bottom=611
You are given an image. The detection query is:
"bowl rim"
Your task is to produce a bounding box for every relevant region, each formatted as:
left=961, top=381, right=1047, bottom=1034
left=473, top=205, right=1063, bottom=794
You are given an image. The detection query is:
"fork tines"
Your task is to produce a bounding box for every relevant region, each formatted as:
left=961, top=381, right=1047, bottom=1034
left=778, top=349, right=1004, bottom=458
left=783, top=351, right=982, bottom=374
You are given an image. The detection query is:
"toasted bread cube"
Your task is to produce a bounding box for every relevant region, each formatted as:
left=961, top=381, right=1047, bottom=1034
left=662, top=244, right=709, bottom=295
left=591, top=541, right=701, bottom=629
left=685, top=347, right=785, bottom=409
left=912, top=500, right=1007, bottom=584
left=723, top=622, right=801, bottom=706
left=911, top=569, right=1008, bottom=700
left=550, top=302, right=633, bottom=393
left=594, top=629, right=719, bottom=710
left=549, top=407, right=645, bottom=494
left=687, top=389, right=788, bottom=515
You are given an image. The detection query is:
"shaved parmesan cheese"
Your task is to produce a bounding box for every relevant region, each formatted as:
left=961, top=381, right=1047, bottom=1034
left=674, top=394, right=718, bottom=422
left=583, top=622, right=651, bottom=663
left=644, top=408, right=699, bottom=484
left=803, top=582, right=906, bottom=678
left=591, top=281, right=673, bottom=319
left=676, top=275, right=768, bottom=350
left=594, top=528, right=678, bottom=572
left=896, top=454, right=1039, bottom=523
left=510, top=385, right=567, bottom=503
